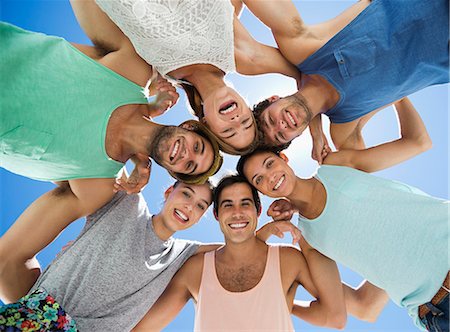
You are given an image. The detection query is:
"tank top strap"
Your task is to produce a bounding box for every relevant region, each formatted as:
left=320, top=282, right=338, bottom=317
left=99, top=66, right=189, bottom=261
left=200, top=251, right=218, bottom=288
left=261, top=245, right=281, bottom=286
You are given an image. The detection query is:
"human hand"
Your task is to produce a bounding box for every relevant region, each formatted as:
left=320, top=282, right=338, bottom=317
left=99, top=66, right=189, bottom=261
left=114, top=156, right=151, bottom=194
left=267, top=198, right=297, bottom=221
left=147, top=72, right=179, bottom=118
left=256, top=220, right=302, bottom=245
left=311, top=134, right=331, bottom=165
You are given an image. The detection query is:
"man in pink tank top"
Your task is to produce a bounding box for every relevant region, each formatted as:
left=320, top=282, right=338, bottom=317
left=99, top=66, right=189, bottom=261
left=133, top=175, right=388, bottom=330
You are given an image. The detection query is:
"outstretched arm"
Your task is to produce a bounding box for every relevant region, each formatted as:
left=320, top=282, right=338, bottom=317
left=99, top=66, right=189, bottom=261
left=324, top=97, right=432, bottom=172
left=234, top=16, right=301, bottom=79
left=293, top=237, right=347, bottom=329
left=0, top=178, right=116, bottom=302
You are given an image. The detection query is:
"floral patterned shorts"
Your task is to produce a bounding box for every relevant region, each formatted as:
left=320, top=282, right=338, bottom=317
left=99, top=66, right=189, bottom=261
left=0, top=289, right=77, bottom=331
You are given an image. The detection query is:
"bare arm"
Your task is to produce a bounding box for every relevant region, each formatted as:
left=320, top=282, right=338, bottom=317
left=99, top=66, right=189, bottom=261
left=293, top=237, right=347, bottom=329
left=70, top=0, right=153, bottom=86
left=324, top=97, right=432, bottom=172
left=233, top=16, right=300, bottom=79
left=343, top=280, right=389, bottom=323
left=309, top=114, right=331, bottom=164
left=0, top=178, right=116, bottom=301
left=132, top=255, right=201, bottom=331
left=70, top=0, right=129, bottom=51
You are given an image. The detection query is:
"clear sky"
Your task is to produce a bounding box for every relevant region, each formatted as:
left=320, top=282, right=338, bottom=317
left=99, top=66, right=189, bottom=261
left=1, top=1, right=448, bottom=331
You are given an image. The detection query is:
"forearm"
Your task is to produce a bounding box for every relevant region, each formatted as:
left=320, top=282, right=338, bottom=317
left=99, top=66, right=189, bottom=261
left=394, top=97, right=431, bottom=150
left=309, top=114, right=325, bottom=140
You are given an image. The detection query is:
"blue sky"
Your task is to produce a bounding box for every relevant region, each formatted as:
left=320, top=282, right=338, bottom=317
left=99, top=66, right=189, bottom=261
left=1, top=1, right=448, bottom=331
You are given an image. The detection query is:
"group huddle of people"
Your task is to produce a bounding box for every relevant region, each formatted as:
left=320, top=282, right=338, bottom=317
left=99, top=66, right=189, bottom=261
left=0, top=0, right=449, bottom=331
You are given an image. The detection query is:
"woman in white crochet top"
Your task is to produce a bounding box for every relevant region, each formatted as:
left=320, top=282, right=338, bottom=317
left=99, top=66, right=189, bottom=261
left=93, top=0, right=300, bottom=155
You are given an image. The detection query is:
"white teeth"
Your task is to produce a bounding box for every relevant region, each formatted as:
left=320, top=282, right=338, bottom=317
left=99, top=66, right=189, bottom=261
left=175, top=209, right=188, bottom=221
left=286, top=112, right=297, bottom=126
left=170, top=141, right=179, bottom=160
left=273, top=175, right=285, bottom=191
left=220, top=103, right=237, bottom=114
left=229, top=222, right=247, bottom=229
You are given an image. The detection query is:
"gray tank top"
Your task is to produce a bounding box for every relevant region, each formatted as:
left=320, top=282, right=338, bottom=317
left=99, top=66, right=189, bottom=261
left=32, top=192, right=199, bottom=331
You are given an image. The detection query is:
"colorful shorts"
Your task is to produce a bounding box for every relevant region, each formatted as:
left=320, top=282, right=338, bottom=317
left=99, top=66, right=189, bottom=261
left=0, top=289, right=77, bottom=331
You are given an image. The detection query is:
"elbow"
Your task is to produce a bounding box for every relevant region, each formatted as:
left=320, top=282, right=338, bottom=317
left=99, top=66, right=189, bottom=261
left=418, top=134, right=432, bottom=152
left=323, top=309, right=347, bottom=330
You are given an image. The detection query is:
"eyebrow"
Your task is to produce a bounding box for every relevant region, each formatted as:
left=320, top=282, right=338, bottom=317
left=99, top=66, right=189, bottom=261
left=200, top=139, right=205, bottom=155
left=185, top=186, right=195, bottom=194
left=189, top=163, right=198, bottom=175
left=220, top=199, right=233, bottom=207
left=251, top=156, right=270, bottom=182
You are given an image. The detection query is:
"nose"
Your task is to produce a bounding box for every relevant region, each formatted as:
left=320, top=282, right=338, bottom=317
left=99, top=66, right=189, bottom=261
left=231, top=211, right=245, bottom=219
left=230, top=113, right=240, bottom=122
left=277, top=119, right=287, bottom=130
left=184, top=204, right=193, bottom=213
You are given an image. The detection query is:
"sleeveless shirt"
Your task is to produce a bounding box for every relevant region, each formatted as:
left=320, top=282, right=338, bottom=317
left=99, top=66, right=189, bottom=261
left=194, top=246, right=294, bottom=331
left=297, top=0, right=449, bottom=123
left=0, top=23, right=148, bottom=181
left=297, top=165, right=449, bottom=331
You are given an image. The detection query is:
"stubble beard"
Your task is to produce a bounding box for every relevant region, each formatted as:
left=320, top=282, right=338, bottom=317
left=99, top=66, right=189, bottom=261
left=148, top=126, right=176, bottom=167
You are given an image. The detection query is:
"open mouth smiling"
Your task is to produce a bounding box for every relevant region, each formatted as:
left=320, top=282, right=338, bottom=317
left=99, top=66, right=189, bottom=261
left=169, top=138, right=183, bottom=164
left=228, top=222, right=249, bottom=230
left=284, top=110, right=297, bottom=128
left=219, top=100, right=238, bottom=115
left=273, top=175, right=285, bottom=191
left=174, top=208, right=189, bottom=223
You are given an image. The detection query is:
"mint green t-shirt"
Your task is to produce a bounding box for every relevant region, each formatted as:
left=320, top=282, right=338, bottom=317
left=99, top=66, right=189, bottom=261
left=297, top=165, right=449, bottom=331
left=0, top=22, right=148, bottom=181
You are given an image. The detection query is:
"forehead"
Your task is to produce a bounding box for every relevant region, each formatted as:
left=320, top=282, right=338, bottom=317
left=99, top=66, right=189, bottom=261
left=244, top=152, right=273, bottom=174
left=219, top=182, right=253, bottom=202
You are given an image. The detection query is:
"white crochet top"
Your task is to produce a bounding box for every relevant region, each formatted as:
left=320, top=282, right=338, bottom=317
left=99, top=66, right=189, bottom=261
left=96, top=0, right=236, bottom=76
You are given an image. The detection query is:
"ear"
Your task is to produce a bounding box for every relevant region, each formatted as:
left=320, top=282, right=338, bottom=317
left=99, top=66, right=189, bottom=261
left=213, top=209, right=219, bottom=221
left=180, top=122, right=196, bottom=130
left=164, top=185, right=175, bottom=200
left=257, top=204, right=262, bottom=217
left=279, top=152, right=289, bottom=163
left=268, top=95, right=280, bottom=103
left=200, top=117, right=207, bottom=125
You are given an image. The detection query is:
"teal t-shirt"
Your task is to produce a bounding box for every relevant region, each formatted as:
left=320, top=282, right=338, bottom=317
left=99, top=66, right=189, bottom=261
left=297, top=165, right=449, bottom=331
left=0, top=22, right=148, bottom=181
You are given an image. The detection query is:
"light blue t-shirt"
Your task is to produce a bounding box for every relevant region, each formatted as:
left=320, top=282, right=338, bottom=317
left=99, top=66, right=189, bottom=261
left=297, top=165, right=449, bottom=330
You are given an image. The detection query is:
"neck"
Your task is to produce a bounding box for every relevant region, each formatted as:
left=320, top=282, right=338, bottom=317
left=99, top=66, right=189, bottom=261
left=106, top=105, right=162, bottom=162
left=295, top=74, right=340, bottom=115
left=219, top=236, right=266, bottom=263
left=286, top=176, right=316, bottom=215
left=152, top=213, right=174, bottom=241
left=184, top=68, right=226, bottom=101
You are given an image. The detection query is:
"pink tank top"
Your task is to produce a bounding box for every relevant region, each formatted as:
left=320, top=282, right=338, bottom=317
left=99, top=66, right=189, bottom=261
left=194, top=245, right=294, bottom=331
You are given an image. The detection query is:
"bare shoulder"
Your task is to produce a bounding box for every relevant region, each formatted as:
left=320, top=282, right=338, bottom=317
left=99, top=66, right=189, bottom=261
left=278, top=245, right=307, bottom=272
